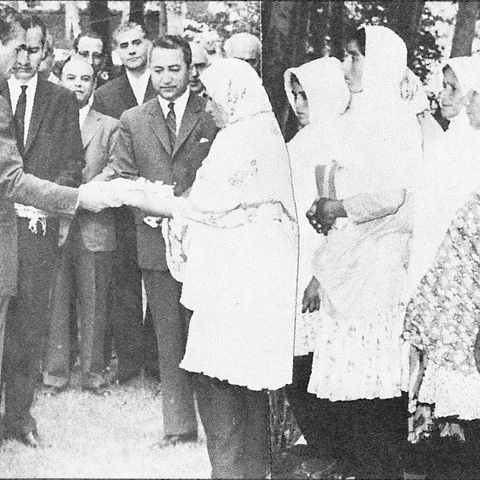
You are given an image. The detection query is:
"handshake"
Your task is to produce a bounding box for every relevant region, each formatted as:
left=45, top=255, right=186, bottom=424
left=78, top=177, right=175, bottom=214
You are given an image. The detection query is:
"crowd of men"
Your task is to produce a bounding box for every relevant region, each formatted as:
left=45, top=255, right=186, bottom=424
left=0, top=3, right=261, bottom=450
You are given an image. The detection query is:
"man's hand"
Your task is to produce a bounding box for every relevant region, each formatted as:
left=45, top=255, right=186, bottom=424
left=58, top=216, right=72, bottom=247
left=78, top=181, right=123, bottom=213
left=302, top=276, right=321, bottom=313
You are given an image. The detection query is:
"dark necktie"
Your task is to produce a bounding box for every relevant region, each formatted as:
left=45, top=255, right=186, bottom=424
left=14, top=85, right=27, bottom=153
left=166, top=101, right=176, bottom=150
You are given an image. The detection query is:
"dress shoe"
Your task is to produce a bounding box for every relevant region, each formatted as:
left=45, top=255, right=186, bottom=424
left=6, top=430, right=42, bottom=448
left=82, top=384, right=111, bottom=396
left=152, top=431, right=198, bottom=449
left=42, top=385, right=67, bottom=397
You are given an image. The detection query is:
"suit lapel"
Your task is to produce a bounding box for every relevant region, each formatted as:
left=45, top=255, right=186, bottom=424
left=81, top=108, right=101, bottom=149
left=147, top=100, right=172, bottom=155
left=143, top=77, right=156, bottom=103
left=24, top=80, right=50, bottom=154
left=173, top=93, right=202, bottom=156
left=118, top=74, right=139, bottom=109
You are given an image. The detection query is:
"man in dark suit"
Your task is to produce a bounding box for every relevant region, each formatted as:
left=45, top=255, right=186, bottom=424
left=1, top=14, right=85, bottom=445
left=0, top=5, right=119, bottom=448
left=93, top=22, right=158, bottom=384
left=104, top=36, right=217, bottom=446
left=43, top=57, right=117, bottom=394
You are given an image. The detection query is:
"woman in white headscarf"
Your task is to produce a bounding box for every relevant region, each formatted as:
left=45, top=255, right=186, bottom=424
left=282, top=57, right=351, bottom=459
left=306, top=26, right=422, bottom=478
left=404, top=56, right=480, bottom=452
left=402, top=56, right=480, bottom=478
left=119, top=58, right=298, bottom=479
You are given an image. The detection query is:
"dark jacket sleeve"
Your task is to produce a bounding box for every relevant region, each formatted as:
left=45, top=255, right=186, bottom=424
left=0, top=96, right=78, bottom=214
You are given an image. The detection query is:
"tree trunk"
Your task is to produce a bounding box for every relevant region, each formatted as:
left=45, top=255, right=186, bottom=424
left=158, top=1, right=168, bottom=36
left=329, top=0, right=345, bottom=60
left=262, top=1, right=309, bottom=135
left=89, top=0, right=110, bottom=50
left=451, top=0, right=480, bottom=58
left=129, top=0, right=145, bottom=26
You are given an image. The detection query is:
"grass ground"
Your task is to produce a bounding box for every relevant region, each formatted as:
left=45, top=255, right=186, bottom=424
left=0, top=375, right=211, bottom=478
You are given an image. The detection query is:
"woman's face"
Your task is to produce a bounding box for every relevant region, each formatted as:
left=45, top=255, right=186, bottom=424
left=440, top=67, right=464, bottom=120
left=466, top=90, right=480, bottom=129
left=204, top=93, right=229, bottom=128
left=291, top=79, right=309, bottom=127
left=342, top=39, right=365, bottom=93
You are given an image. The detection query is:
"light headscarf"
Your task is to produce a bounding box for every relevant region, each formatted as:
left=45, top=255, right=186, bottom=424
left=407, top=55, right=480, bottom=299
left=196, top=58, right=297, bottom=222
left=284, top=57, right=351, bottom=124
left=200, top=57, right=271, bottom=125
left=334, top=26, right=422, bottom=197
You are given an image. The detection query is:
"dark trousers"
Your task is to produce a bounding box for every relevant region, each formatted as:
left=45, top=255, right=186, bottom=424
left=143, top=268, right=197, bottom=437
left=43, top=222, right=112, bottom=388
left=285, top=354, right=339, bottom=456
left=2, top=218, right=58, bottom=435
left=104, top=207, right=146, bottom=377
left=315, top=394, right=408, bottom=479
left=195, top=373, right=271, bottom=479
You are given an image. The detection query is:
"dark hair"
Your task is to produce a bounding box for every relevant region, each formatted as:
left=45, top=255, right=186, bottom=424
left=0, top=4, right=27, bottom=45
left=151, top=35, right=192, bottom=67
left=20, top=12, right=47, bottom=46
left=290, top=72, right=300, bottom=86
left=112, top=21, right=147, bottom=47
left=344, top=25, right=366, bottom=56
left=73, top=29, right=105, bottom=54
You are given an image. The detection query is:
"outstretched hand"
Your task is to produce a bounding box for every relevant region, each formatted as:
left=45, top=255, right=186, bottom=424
left=78, top=181, right=123, bottom=213
left=109, top=177, right=176, bottom=217
left=302, top=276, right=320, bottom=313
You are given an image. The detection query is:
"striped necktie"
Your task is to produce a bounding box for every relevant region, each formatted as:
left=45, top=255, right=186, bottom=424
left=166, top=101, right=176, bottom=150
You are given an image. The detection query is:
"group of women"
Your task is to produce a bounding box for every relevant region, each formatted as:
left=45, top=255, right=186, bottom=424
left=112, top=24, right=480, bottom=480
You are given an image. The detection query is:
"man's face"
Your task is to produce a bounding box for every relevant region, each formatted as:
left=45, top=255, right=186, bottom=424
left=189, top=44, right=208, bottom=93
left=61, top=59, right=95, bottom=109
left=115, top=26, right=149, bottom=72
left=0, top=23, right=26, bottom=81
left=13, top=25, right=45, bottom=82
left=77, top=36, right=104, bottom=74
left=150, top=47, right=190, bottom=101
left=342, top=39, right=364, bottom=93
left=440, top=66, right=464, bottom=120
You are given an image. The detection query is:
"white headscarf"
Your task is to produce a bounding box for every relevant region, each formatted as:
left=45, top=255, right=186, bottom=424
left=407, top=56, right=480, bottom=299
left=284, top=57, right=351, bottom=124
left=334, top=26, right=422, bottom=197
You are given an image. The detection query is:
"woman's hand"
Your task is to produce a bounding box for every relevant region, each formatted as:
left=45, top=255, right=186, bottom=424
left=302, top=276, right=320, bottom=313
left=306, top=198, right=345, bottom=235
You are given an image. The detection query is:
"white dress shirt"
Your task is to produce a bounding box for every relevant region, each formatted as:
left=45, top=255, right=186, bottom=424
left=8, top=74, right=38, bottom=145
left=126, top=68, right=150, bottom=106
left=157, top=88, right=190, bottom=135
left=78, top=104, right=90, bottom=130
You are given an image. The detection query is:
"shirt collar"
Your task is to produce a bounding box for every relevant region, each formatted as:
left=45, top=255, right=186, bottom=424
left=8, top=73, right=38, bottom=96
left=157, top=87, right=190, bottom=123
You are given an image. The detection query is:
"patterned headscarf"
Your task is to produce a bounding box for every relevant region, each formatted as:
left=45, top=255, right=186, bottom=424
left=200, top=58, right=272, bottom=125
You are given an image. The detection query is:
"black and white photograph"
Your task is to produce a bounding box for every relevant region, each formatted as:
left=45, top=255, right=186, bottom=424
left=0, top=1, right=479, bottom=479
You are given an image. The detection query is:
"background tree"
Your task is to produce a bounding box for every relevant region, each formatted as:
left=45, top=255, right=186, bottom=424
left=129, top=0, right=145, bottom=25
left=88, top=0, right=110, bottom=49
left=451, top=0, right=480, bottom=57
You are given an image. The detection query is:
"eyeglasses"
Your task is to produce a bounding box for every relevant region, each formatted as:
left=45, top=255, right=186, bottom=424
left=78, top=51, right=104, bottom=61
